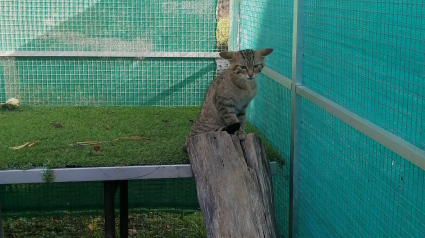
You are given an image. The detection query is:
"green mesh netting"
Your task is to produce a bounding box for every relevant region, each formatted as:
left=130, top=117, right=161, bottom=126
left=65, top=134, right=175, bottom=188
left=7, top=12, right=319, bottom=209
left=0, top=179, right=199, bottom=218
left=297, top=2, right=425, bottom=235
left=247, top=74, right=292, bottom=238
left=0, top=0, right=219, bottom=105
left=0, top=180, right=203, bottom=237
left=0, top=0, right=217, bottom=52
left=0, top=58, right=215, bottom=106
left=299, top=99, right=425, bottom=237
left=240, top=1, right=293, bottom=237
left=302, top=0, right=425, bottom=150
left=240, top=0, right=425, bottom=237
left=240, top=0, right=293, bottom=78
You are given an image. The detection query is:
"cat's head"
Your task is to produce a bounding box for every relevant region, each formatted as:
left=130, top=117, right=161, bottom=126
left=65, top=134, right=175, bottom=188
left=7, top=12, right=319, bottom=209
left=219, top=48, right=273, bottom=80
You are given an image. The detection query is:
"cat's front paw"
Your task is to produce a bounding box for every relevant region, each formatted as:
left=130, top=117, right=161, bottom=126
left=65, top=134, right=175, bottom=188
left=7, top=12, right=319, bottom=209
left=237, top=130, right=246, bottom=140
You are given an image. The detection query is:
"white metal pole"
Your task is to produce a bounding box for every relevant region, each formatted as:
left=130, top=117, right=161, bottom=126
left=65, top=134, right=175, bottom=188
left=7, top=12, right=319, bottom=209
left=228, top=0, right=240, bottom=51
left=0, top=51, right=220, bottom=58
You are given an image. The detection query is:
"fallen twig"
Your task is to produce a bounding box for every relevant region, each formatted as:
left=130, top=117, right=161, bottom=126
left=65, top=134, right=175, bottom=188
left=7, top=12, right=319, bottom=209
left=9, top=141, right=40, bottom=150
left=71, top=136, right=150, bottom=146
left=75, top=141, right=108, bottom=146
left=114, top=136, right=150, bottom=141
left=28, top=141, right=40, bottom=147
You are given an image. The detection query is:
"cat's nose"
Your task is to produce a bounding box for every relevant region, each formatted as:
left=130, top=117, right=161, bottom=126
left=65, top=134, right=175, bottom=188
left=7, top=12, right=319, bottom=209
left=248, top=74, right=254, bottom=78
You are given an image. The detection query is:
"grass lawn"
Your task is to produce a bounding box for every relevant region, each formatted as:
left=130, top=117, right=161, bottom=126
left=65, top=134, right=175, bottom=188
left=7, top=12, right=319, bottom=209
left=0, top=106, right=283, bottom=170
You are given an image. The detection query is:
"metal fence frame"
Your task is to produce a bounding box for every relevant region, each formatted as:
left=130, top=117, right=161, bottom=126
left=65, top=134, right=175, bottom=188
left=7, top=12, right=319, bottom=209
left=0, top=162, right=278, bottom=185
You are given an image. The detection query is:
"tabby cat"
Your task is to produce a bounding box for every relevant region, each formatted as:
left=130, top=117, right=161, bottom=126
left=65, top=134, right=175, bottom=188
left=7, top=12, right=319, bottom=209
left=185, top=48, right=273, bottom=151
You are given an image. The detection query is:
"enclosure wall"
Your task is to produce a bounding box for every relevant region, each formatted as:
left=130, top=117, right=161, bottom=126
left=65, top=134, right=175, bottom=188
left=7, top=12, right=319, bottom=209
left=240, top=0, right=425, bottom=237
left=0, top=0, right=221, bottom=106
left=240, top=0, right=294, bottom=236
left=0, top=179, right=199, bottom=217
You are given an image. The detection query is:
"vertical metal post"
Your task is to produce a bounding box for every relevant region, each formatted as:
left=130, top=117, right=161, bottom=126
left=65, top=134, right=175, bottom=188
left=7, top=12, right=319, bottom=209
left=290, top=0, right=304, bottom=237
left=119, top=181, right=128, bottom=238
left=228, top=0, right=240, bottom=51
left=104, top=181, right=119, bottom=238
left=0, top=202, right=3, bottom=238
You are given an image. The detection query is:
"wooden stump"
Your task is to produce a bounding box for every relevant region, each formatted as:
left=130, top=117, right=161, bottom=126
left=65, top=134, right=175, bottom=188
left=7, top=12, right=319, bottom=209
left=187, top=132, right=278, bottom=238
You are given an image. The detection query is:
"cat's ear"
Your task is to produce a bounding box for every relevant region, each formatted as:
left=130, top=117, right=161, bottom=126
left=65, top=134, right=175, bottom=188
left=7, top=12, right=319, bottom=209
left=219, top=51, right=235, bottom=60
left=256, top=48, right=273, bottom=57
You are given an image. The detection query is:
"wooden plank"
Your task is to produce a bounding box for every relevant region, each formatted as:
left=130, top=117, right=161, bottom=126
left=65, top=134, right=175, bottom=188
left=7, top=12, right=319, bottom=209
left=187, top=132, right=278, bottom=238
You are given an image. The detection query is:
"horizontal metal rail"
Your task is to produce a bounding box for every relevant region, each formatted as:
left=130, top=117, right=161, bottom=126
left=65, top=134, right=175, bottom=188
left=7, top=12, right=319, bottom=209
left=0, top=162, right=278, bottom=184
left=262, top=69, right=425, bottom=172
left=262, top=67, right=292, bottom=90
left=0, top=51, right=220, bottom=58
left=297, top=86, right=425, bottom=170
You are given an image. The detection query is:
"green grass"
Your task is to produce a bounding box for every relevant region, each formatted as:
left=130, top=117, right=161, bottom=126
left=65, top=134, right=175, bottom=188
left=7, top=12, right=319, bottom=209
left=3, top=211, right=206, bottom=238
left=0, top=106, right=283, bottom=170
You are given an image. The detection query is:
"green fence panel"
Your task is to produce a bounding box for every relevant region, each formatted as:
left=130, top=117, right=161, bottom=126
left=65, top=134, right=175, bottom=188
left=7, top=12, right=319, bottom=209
left=0, top=179, right=199, bottom=218
left=0, top=0, right=219, bottom=107
left=240, top=1, right=293, bottom=236
left=247, top=74, right=291, bottom=237
left=0, top=0, right=217, bottom=52
left=302, top=0, right=425, bottom=150
left=240, top=0, right=293, bottom=78
left=1, top=58, right=215, bottom=106
left=299, top=98, right=425, bottom=237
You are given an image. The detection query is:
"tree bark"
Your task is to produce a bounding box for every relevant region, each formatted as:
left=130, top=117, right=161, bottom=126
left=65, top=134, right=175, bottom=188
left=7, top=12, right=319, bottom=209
left=187, top=131, right=278, bottom=238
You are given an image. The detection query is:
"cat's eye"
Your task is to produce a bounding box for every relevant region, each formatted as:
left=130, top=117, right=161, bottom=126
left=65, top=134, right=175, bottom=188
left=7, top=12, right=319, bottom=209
left=240, top=66, right=247, bottom=70
left=253, top=65, right=260, bottom=69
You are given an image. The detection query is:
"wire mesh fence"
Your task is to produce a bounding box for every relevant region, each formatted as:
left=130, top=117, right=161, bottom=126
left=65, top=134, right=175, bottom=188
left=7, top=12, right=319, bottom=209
left=0, top=179, right=203, bottom=237
left=0, top=0, right=219, bottom=52
left=0, top=57, right=215, bottom=106
left=239, top=0, right=293, bottom=78
left=240, top=1, right=293, bottom=237
left=302, top=0, right=425, bottom=150
left=0, top=0, right=227, bottom=106
left=239, top=0, right=425, bottom=237
left=247, top=75, right=292, bottom=237
left=2, top=211, right=205, bottom=238
left=299, top=98, right=425, bottom=237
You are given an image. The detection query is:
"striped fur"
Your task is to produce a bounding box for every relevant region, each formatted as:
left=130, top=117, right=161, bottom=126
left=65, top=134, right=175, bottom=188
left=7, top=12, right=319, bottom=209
left=184, top=48, right=273, bottom=151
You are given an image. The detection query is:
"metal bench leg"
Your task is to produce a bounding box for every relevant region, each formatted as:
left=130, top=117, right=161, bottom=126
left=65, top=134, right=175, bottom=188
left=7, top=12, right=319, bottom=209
left=119, top=180, right=128, bottom=238
left=104, top=181, right=119, bottom=238
left=0, top=202, right=3, bottom=238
